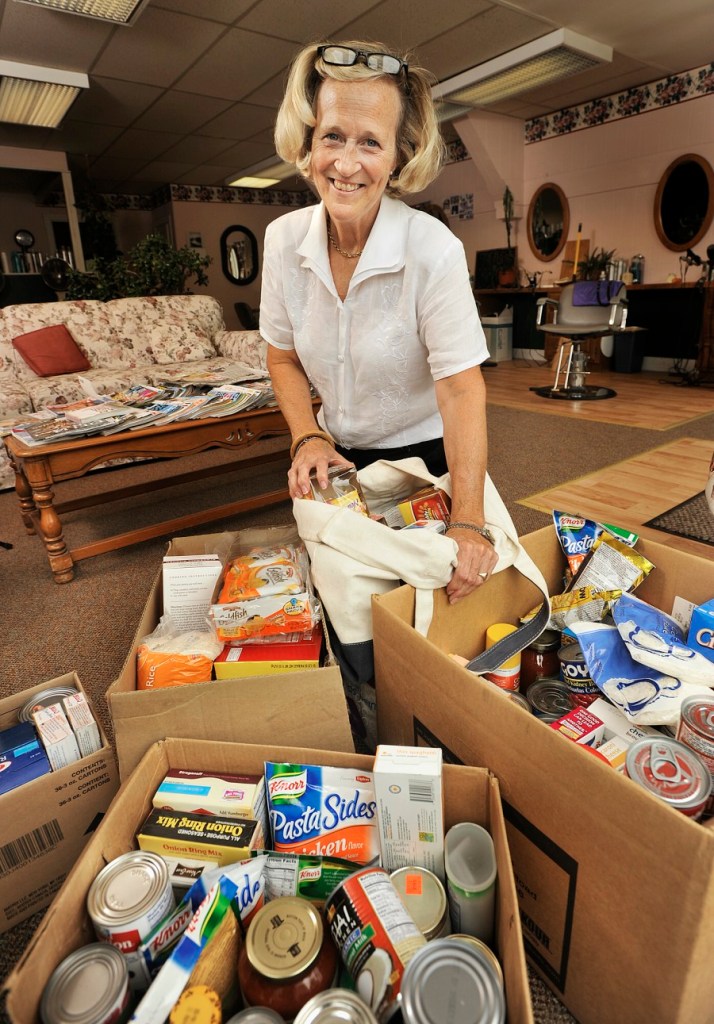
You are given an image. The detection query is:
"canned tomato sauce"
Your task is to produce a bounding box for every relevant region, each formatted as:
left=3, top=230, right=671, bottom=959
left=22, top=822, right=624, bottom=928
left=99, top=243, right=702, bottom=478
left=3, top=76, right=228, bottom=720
left=625, top=737, right=711, bottom=819
left=87, top=850, right=175, bottom=991
left=676, top=695, right=714, bottom=817
left=325, top=866, right=426, bottom=1022
left=399, top=937, right=505, bottom=1024
left=40, top=943, right=132, bottom=1024
left=557, top=643, right=598, bottom=707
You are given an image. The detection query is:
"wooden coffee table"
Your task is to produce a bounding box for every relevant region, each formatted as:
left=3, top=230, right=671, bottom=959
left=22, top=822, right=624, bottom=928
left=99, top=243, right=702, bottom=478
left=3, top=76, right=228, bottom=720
left=4, top=405, right=299, bottom=583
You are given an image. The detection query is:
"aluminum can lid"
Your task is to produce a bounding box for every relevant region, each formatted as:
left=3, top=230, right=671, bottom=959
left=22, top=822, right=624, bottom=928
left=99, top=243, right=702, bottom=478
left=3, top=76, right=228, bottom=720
left=40, top=943, right=129, bottom=1024
left=87, top=850, right=170, bottom=927
left=293, top=989, right=379, bottom=1024
left=625, top=737, right=711, bottom=812
left=400, top=937, right=505, bottom=1024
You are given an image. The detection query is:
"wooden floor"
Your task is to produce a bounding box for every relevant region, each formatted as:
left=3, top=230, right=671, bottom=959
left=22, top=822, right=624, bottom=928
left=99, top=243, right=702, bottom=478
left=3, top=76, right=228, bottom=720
left=483, top=360, right=714, bottom=430
left=520, top=436, right=713, bottom=557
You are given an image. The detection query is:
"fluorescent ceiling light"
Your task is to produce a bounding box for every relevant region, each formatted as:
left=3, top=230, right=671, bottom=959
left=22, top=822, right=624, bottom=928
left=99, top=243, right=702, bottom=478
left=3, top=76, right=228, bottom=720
left=13, top=0, right=149, bottom=24
left=433, top=29, right=612, bottom=107
left=0, top=60, right=89, bottom=127
left=226, top=157, right=296, bottom=189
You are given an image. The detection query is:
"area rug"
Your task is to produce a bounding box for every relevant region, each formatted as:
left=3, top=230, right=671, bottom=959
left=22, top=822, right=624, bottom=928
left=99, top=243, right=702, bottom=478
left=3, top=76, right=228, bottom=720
left=644, top=491, right=714, bottom=546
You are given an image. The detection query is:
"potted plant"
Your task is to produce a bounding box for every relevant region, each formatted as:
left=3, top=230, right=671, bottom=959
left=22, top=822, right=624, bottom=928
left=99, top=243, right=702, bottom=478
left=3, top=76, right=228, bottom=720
left=498, top=186, right=517, bottom=287
left=65, top=233, right=211, bottom=300
left=577, top=247, right=616, bottom=281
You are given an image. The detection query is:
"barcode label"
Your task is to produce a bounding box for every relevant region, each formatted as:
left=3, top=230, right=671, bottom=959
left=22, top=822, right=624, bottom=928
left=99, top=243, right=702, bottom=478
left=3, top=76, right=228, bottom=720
left=0, top=819, right=64, bottom=871
left=409, top=781, right=434, bottom=803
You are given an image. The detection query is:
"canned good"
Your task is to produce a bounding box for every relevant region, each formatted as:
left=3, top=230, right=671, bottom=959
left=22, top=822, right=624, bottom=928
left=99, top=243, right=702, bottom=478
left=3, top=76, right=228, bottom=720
left=87, top=850, right=175, bottom=991
left=625, top=737, right=711, bottom=819
left=293, top=989, right=379, bottom=1024
left=558, top=643, right=598, bottom=707
left=325, top=866, right=426, bottom=1022
left=226, top=1010, right=286, bottom=1024
left=527, top=678, right=574, bottom=722
left=677, top=695, right=714, bottom=817
left=237, top=896, right=337, bottom=1020
left=400, top=937, right=505, bottom=1024
left=40, top=943, right=132, bottom=1024
left=520, top=629, right=561, bottom=695
left=19, top=685, right=79, bottom=723
left=450, top=935, right=504, bottom=989
left=506, top=692, right=530, bottom=712
left=484, top=623, right=521, bottom=692
left=390, top=867, right=450, bottom=941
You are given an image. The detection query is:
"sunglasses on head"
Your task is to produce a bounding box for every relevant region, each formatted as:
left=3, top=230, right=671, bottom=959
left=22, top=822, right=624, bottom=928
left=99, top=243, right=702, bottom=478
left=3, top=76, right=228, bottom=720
left=317, top=45, right=408, bottom=77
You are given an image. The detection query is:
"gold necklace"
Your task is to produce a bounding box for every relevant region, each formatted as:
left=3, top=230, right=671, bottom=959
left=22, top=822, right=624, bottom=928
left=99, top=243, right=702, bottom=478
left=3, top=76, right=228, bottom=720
left=326, top=217, right=363, bottom=259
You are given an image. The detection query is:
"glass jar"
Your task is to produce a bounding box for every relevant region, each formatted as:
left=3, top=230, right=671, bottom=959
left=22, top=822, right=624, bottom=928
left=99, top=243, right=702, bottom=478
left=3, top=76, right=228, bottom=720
left=520, top=629, right=561, bottom=696
left=237, top=897, right=337, bottom=1020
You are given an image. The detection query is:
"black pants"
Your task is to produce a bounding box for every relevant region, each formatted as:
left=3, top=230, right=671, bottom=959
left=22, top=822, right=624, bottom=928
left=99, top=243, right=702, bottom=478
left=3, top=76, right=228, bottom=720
left=335, top=436, right=447, bottom=477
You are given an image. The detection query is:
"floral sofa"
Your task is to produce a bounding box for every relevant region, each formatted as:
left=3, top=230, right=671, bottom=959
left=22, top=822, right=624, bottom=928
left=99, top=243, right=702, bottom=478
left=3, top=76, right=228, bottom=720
left=0, top=294, right=268, bottom=491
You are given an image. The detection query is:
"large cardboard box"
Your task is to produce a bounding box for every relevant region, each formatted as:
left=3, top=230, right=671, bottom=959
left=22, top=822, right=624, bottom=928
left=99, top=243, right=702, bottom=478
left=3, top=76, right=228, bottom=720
left=373, top=528, right=714, bottom=1024
left=0, top=672, right=119, bottom=934
left=107, top=528, right=354, bottom=779
left=3, top=738, right=534, bottom=1024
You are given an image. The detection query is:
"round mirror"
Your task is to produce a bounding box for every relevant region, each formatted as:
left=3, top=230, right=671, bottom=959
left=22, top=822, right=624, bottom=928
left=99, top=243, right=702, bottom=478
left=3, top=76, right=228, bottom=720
left=654, top=154, right=714, bottom=251
left=655, top=154, right=708, bottom=252
left=527, top=183, right=569, bottom=262
left=220, top=225, right=259, bottom=285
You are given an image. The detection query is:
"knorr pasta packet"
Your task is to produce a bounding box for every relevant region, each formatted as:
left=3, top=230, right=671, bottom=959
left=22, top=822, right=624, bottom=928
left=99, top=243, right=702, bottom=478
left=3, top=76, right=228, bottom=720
left=259, top=850, right=358, bottom=908
left=553, top=510, right=639, bottom=578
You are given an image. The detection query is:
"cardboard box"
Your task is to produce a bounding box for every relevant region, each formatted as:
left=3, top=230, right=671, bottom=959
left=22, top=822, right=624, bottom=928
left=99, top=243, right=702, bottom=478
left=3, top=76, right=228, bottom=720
left=373, top=527, right=714, bottom=1024
left=0, top=673, right=119, bottom=934
left=2, top=738, right=534, bottom=1024
left=107, top=528, right=354, bottom=779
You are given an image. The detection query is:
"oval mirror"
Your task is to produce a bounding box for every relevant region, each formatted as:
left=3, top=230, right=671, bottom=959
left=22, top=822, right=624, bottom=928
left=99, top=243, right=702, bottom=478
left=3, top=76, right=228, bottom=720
left=654, top=154, right=714, bottom=251
left=220, top=225, right=259, bottom=285
left=527, top=183, right=569, bottom=262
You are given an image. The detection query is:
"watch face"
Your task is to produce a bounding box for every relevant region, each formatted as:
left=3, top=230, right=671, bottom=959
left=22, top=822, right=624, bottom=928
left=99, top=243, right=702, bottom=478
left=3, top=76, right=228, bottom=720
left=14, top=229, right=35, bottom=251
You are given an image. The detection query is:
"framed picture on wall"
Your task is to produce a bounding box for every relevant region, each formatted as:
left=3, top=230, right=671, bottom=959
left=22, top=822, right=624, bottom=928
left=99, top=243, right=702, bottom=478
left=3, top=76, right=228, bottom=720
left=187, top=232, right=204, bottom=248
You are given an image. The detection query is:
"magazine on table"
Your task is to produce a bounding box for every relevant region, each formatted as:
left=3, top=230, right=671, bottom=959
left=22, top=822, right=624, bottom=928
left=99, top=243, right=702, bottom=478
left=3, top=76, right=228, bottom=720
left=167, top=363, right=265, bottom=386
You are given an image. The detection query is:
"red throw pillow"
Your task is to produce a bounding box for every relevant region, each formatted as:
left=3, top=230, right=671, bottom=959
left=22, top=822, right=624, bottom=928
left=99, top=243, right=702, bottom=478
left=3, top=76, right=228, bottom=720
left=12, top=324, right=91, bottom=377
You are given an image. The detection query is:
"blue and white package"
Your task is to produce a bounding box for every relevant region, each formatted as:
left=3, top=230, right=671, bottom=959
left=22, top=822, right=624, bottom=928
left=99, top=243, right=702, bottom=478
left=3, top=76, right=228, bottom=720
left=613, top=593, right=714, bottom=687
left=0, top=722, right=51, bottom=795
left=571, top=621, right=712, bottom=726
left=687, top=599, right=714, bottom=665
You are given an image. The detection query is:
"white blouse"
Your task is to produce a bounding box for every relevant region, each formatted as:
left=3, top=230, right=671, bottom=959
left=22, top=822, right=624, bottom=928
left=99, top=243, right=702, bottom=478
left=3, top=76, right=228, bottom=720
left=260, top=195, right=488, bottom=449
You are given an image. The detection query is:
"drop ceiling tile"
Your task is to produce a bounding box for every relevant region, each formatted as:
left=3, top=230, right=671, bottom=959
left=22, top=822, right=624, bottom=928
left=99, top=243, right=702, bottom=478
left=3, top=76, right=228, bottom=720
left=157, top=134, right=235, bottom=164
left=238, top=0, right=382, bottom=43
left=0, top=123, right=53, bottom=148
left=69, top=78, right=164, bottom=127
left=340, top=0, right=493, bottom=52
left=83, top=155, right=148, bottom=184
left=216, top=138, right=278, bottom=171
left=197, top=101, right=277, bottom=141
left=50, top=119, right=124, bottom=154
left=133, top=91, right=234, bottom=133
left=101, top=127, right=184, bottom=161
left=132, top=160, right=196, bottom=183
left=0, top=2, right=111, bottom=67
left=153, top=0, right=255, bottom=23
left=243, top=71, right=293, bottom=110
left=174, top=27, right=299, bottom=101
left=92, top=7, right=226, bottom=86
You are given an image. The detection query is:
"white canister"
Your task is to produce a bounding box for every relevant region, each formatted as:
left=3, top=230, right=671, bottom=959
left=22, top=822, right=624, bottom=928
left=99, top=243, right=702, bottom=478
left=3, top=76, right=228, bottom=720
left=444, top=823, right=497, bottom=946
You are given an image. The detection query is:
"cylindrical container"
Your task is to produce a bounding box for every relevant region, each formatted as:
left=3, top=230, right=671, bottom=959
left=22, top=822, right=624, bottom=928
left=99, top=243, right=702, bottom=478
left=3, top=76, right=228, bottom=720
left=630, top=254, right=645, bottom=284
left=19, top=685, right=79, bottom=722
left=399, top=937, right=505, bottom=1024
left=677, top=695, right=714, bottom=817
left=558, top=643, right=598, bottom=707
left=325, top=866, right=426, bottom=1022
left=293, top=989, right=379, bottom=1024
left=226, top=1010, right=285, bottom=1024
left=169, top=985, right=222, bottom=1024
left=625, top=737, right=711, bottom=819
left=506, top=691, right=531, bottom=712
left=450, top=934, right=504, bottom=989
left=390, top=866, right=450, bottom=941
left=520, top=630, right=561, bottom=695
left=444, top=823, right=497, bottom=945
left=40, top=943, right=132, bottom=1024
left=527, top=678, right=574, bottom=723
left=87, top=850, right=175, bottom=991
left=484, top=623, right=521, bottom=692
left=238, top=896, right=337, bottom=1021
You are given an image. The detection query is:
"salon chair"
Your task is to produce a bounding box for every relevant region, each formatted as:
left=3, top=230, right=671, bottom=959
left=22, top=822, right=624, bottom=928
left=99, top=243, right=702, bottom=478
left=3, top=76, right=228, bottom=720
left=532, top=281, right=641, bottom=400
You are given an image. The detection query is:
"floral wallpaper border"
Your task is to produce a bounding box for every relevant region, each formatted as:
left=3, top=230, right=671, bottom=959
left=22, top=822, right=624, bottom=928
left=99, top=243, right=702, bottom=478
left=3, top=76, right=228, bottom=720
left=42, top=182, right=315, bottom=211
left=525, top=61, right=714, bottom=143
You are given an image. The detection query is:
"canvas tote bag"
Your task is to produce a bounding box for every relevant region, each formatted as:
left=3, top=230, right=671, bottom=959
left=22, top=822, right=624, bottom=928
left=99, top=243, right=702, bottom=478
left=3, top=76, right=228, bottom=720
left=293, top=458, right=551, bottom=743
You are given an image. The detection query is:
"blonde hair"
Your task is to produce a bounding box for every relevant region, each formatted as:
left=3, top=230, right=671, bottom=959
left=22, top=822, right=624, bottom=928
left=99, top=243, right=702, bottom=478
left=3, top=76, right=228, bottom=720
left=274, top=40, right=445, bottom=197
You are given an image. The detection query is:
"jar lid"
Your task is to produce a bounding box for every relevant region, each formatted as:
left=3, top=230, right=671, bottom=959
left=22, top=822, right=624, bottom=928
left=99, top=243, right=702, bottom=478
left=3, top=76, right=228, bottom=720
left=528, top=629, right=560, bottom=653
left=246, top=896, right=323, bottom=980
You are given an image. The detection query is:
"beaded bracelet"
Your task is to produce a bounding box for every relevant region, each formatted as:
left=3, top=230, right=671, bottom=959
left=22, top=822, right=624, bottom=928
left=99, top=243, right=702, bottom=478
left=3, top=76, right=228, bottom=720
left=289, top=429, right=335, bottom=460
left=447, top=521, right=495, bottom=544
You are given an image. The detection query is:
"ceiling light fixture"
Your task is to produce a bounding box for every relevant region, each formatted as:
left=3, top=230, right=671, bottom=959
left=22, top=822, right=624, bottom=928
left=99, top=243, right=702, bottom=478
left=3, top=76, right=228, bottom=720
left=13, top=0, right=150, bottom=25
left=227, top=157, right=296, bottom=189
left=432, top=29, right=612, bottom=107
left=0, top=60, right=89, bottom=127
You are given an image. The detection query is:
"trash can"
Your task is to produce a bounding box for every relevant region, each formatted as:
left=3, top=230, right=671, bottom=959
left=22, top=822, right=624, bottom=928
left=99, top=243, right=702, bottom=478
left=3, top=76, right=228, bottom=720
left=613, top=331, right=646, bottom=373
left=481, top=307, right=513, bottom=363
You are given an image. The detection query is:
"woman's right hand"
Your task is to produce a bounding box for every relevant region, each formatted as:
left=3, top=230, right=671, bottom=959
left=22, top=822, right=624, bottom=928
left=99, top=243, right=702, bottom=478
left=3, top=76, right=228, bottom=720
left=288, top=438, right=354, bottom=499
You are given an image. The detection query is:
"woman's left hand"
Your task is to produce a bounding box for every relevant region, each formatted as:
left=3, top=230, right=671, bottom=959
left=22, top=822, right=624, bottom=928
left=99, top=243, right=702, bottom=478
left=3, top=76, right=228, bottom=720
left=446, top=529, right=499, bottom=604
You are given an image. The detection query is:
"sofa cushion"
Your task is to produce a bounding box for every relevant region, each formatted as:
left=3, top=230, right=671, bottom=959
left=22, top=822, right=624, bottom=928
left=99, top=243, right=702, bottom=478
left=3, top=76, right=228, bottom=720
left=213, top=330, right=268, bottom=372
left=148, top=316, right=216, bottom=363
left=12, top=324, right=91, bottom=377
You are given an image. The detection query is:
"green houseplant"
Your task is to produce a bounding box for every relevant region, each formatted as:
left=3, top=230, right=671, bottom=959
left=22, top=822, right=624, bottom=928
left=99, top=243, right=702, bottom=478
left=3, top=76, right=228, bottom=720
left=498, top=186, right=517, bottom=287
left=577, top=246, right=616, bottom=281
left=66, top=233, right=211, bottom=300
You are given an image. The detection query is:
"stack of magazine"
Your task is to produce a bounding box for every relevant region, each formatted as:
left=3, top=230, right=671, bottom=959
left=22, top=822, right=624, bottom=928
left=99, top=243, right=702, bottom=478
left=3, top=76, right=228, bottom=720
left=9, top=367, right=279, bottom=447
